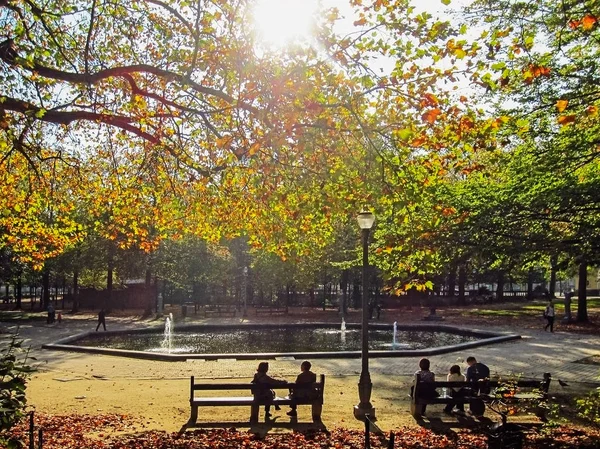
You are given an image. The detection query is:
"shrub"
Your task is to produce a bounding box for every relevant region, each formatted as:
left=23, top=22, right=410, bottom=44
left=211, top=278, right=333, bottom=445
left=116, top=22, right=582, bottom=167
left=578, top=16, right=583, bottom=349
left=576, top=386, right=600, bottom=426
left=0, top=332, right=34, bottom=434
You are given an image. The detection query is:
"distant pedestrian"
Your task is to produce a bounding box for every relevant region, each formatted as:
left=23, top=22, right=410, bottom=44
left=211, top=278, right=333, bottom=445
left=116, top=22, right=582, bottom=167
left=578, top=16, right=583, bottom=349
left=544, top=300, right=555, bottom=332
left=96, top=309, right=106, bottom=331
left=47, top=303, right=55, bottom=324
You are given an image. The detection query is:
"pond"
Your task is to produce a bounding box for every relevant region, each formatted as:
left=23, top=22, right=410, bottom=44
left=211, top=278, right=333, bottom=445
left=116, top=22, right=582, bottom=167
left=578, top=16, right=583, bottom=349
left=68, top=324, right=480, bottom=354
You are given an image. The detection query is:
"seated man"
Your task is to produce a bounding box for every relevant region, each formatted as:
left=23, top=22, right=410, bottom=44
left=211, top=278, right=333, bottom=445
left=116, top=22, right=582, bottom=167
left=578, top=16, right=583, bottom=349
left=465, top=356, right=490, bottom=415
left=287, top=360, right=317, bottom=417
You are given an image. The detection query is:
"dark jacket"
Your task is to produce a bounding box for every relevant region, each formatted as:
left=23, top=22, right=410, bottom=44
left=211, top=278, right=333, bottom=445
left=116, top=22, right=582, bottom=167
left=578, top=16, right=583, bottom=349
left=290, top=370, right=317, bottom=400
left=252, top=372, right=286, bottom=401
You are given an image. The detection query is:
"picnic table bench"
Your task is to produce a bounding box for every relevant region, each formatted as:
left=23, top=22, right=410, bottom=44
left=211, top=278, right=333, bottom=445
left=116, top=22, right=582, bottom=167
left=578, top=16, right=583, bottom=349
left=185, top=374, right=325, bottom=426
left=410, top=372, right=551, bottom=418
left=203, top=304, right=237, bottom=317
left=254, top=305, right=288, bottom=315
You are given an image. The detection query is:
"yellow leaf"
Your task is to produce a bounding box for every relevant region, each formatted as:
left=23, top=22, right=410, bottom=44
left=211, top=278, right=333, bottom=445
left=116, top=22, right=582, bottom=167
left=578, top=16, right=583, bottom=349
left=555, top=99, right=568, bottom=113
left=248, top=142, right=260, bottom=156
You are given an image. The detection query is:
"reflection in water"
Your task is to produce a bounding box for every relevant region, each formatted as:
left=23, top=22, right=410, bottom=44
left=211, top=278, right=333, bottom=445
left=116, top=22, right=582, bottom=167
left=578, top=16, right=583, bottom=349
left=72, top=327, right=479, bottom=355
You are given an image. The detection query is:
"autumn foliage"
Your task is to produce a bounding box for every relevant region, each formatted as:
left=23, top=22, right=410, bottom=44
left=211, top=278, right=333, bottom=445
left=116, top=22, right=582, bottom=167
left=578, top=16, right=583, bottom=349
left=2, top=413, right=600, bottom=449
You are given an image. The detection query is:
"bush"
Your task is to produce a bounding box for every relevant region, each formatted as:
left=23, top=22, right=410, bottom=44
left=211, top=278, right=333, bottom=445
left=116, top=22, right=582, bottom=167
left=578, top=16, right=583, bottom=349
left=576, top=386, right=600, bottom=426
left=0, top=332, right=34, bottom=435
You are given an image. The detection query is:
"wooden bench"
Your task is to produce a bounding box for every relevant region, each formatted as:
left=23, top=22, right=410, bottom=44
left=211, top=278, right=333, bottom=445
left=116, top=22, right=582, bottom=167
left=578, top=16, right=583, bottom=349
left=254, top=305, right=288, bottom=315
left=410, top=373, right=551, bottom=418
left=185, top=375, right=325, bottom=426
left=203, top=304, right=236, bottom=317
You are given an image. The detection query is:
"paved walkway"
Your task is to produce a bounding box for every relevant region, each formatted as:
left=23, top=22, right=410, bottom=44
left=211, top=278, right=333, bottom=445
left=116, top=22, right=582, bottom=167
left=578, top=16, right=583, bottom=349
left=3, top=312, right=598, bottom=384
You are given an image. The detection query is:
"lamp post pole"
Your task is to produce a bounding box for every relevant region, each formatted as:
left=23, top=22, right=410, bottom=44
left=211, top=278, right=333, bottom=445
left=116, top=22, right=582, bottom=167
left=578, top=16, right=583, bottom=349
left=354, top=210, right=376, bottom=422
left=242, top=266, right=248, bottom=317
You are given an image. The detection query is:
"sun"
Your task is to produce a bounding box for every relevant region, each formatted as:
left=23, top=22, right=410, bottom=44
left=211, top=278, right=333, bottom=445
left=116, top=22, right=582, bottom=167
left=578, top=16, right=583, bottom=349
left=252, top=0, right=320, bottom=48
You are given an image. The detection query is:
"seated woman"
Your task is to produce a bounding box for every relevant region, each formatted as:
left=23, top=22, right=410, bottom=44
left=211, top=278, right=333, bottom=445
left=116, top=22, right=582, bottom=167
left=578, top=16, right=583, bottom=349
left=252, top=361, right=287, bottom=418
left=444, top=364, right=466, bottom=414
left=412, top=358, right=438, bottom=415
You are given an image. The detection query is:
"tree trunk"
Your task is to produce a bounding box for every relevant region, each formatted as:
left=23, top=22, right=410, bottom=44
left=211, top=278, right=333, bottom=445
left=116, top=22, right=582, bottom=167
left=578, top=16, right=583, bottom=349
left=457, top=264, right=466, bottom=305
left=549, top=255, right=557, bottom=298
left=144, top=267, right=153, bottom=316
left=577, top=261, right=588, bottom=322
left=15, top=274, right=22, bottom=309
left=107, top=266, right=113, bottom=311
left=447, top=266, right=456, bottom=298
left=42, top=269, right=50, bottom=310
left=72, top=269, right=79, bottom=312
left=496, top=271, right=504, bottom=302
left=527, top=269, right=534, bottom=301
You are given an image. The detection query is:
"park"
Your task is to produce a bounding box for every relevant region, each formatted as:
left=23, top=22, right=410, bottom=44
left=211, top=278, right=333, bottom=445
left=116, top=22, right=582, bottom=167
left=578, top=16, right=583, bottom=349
left=1, top=0, right=600, bottom=447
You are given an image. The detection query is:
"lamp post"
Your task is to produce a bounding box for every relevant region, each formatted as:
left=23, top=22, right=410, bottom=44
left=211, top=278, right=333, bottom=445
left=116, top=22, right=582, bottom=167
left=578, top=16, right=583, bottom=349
left=354, top=209, right=376, bottom=421
left=242, top=266, right=248, bottom=317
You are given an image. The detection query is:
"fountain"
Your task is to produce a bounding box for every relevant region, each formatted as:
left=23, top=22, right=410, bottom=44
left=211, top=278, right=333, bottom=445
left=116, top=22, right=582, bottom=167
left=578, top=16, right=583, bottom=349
left=46, top=322, right=521, bottom=360
left=341, top=318, right=346, bottom=332
left=161, top=313, right=173, bottom=353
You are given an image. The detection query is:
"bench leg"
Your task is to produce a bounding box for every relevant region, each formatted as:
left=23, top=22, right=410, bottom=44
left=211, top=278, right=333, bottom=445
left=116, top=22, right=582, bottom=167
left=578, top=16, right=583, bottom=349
left=188, top=405, right=198, bottom=426
left=311, top=403, right=323, bottom=422
left=410, top=402, right=425, bottom=417
left=250, top=404, right=259, bottom=423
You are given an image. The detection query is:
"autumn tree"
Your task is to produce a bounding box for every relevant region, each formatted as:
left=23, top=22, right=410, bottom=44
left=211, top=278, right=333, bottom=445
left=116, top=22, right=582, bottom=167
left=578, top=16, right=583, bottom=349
left=457, top=0, right=600, bottom=320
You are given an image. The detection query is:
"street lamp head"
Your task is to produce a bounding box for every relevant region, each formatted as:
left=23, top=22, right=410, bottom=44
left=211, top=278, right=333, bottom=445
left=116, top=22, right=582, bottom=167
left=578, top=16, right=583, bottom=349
left=357, top=209, right=375, bottom=230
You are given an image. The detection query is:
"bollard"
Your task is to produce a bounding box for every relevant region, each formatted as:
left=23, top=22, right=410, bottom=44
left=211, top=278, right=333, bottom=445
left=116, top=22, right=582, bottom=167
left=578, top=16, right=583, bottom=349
left=38, top=428, right=43, bottom=449
left=387, top=431, right=395, bottom=449
left=364, top=414, right=370, bottom=449
left=29, top=411, right=34, bottom=449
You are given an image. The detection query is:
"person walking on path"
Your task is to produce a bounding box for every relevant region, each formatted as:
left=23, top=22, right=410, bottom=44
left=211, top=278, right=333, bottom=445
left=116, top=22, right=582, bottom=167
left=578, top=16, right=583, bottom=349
left=287, top=360, right=317, bottom=417
left=96, top=309, right=107, bottom=331
left=544, top=299, right=555, bottom=332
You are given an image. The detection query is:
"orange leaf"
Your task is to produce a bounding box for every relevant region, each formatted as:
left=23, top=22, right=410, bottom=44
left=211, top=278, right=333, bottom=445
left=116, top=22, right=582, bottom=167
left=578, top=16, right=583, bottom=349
left=411, top=135, right=427, bottom=146
left=556, top=99, right=569, bottom=113
left=586, top=105, right=598, bottom=116
left=582, top=14, right=597, bottom=30
left=421, top=108, right=441, bottom=124
left=557, top=115, right=576, bottom=125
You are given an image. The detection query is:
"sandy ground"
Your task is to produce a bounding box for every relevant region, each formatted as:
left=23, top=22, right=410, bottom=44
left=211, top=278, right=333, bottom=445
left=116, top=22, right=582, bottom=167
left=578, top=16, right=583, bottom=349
left=27, top=367, right=412, bottom=433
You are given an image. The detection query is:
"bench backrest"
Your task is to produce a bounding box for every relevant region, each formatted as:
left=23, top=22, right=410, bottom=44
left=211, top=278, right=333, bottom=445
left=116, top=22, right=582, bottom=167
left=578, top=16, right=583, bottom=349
left=190, top=374, right=325, bottom=400
left=412, top=372, right=551, bottom=400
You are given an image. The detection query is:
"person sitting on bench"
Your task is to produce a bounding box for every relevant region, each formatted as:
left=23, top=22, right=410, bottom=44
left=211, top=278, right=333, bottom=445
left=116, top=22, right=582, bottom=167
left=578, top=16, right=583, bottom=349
left=287, top=360, right=317, bottom=417
left=466, top=356, right=490, bottom=394
left=411, top=358, right=438, bottom=415
left=252, top=362, right=287, bottom=418
left=444, top=364, right=466, bottom=414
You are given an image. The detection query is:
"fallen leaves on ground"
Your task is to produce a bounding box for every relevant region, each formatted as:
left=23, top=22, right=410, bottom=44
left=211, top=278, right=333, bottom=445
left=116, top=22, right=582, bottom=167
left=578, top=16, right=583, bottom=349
left=1, top=414, right=599, bottom=448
